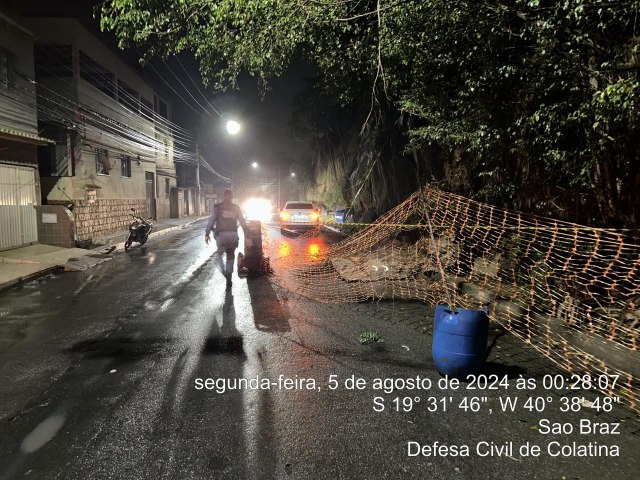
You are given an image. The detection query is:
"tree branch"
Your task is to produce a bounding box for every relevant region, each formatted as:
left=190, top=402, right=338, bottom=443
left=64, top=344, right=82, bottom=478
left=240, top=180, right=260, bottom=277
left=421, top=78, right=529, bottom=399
left=361, top=0, right=388, bottom=135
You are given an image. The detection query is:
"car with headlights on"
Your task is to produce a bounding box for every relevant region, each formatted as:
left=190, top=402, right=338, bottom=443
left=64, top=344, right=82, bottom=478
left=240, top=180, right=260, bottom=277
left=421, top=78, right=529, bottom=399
left=280, top=201, right=320, bottom=234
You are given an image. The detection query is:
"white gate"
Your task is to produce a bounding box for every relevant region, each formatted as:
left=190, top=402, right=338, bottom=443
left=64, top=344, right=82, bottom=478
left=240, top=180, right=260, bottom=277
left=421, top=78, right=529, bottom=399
left=0, top=164, right=38, bottom=250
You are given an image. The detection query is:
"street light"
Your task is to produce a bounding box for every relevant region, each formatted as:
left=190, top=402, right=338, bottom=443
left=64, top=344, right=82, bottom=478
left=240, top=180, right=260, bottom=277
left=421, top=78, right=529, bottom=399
left=226, top=120, right=241, bottom=135
left=252, top=161, right=259, bottom=169
left=291, top=172, right=296, bottom=177
left=196, top=118, right=242, bottom=216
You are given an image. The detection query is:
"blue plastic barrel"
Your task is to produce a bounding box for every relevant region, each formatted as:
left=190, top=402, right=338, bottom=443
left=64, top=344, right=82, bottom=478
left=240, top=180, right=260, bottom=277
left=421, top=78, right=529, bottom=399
left=432, top=306, right=489, bottom=378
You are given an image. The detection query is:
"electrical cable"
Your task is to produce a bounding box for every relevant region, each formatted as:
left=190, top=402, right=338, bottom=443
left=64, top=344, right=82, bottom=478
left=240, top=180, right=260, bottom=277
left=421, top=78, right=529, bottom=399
left=175, top=55, right=222, bottom=117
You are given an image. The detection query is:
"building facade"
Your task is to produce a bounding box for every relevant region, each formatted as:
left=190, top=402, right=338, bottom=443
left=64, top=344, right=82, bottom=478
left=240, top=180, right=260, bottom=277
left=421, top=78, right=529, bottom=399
left=0, top=11, right=54, bottom=251
left=26, top=17, right=178, bottom=244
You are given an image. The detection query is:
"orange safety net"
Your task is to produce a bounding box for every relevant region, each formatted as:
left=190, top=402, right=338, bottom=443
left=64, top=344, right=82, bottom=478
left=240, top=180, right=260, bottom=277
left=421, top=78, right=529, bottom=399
left=263, top=187, right=640, bottom=413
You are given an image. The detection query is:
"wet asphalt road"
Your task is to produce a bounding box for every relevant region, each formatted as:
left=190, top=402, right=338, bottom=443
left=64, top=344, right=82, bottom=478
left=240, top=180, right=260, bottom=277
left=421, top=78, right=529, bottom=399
left=0, top=223, right=639, bottom=480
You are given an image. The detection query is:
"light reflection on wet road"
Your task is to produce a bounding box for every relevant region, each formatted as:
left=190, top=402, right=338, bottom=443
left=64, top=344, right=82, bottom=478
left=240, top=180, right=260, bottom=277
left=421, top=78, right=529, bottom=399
left=270, top=230, right=329, bottom=264
left=0, top=223, right=638, bottom=480
left=0, top=223, right=345, bottom=480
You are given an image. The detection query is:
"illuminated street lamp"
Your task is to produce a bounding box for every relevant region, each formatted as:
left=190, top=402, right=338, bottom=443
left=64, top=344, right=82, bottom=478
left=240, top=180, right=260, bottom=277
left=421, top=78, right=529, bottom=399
left=252, top=161, right=259, bottom=169
left=226, top=120, right=241, bottom=135
left=291, top=172, right=296, bottom=177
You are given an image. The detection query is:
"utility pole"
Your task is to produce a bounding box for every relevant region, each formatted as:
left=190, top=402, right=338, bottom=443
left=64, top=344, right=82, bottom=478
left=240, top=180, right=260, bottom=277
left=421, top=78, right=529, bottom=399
left=195, top=143, right=200, bottom=215
left=277, top=163, right=281, bottom=210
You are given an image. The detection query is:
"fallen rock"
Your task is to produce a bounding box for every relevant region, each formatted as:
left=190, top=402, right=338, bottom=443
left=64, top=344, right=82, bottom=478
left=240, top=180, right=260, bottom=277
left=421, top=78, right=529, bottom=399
left=473, top=254, right=502, bottom=279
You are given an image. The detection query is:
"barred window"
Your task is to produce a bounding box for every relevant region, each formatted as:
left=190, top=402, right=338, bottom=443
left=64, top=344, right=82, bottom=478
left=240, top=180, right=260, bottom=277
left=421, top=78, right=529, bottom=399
left=79, top=51, right=115, bottom=98
left=34, top=44, right=73, bottom=79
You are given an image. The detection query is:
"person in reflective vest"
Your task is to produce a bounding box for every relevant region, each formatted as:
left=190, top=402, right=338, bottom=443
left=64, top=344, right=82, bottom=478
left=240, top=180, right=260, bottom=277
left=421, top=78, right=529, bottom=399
left=205, top=189, right=247, bottom=288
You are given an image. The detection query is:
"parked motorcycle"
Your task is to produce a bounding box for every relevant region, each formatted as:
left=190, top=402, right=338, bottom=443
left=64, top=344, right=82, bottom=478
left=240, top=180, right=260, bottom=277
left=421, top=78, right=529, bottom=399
left=124, top=208, right=153, bottom=250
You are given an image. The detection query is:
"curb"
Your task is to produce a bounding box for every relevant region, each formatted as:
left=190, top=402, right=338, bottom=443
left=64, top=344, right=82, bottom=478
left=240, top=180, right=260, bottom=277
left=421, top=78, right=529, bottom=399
left=0, top=265, right=62, bottom=293
left=0, top=217, right=207, bottom=293
left=93, top=216, right=207, bottom=253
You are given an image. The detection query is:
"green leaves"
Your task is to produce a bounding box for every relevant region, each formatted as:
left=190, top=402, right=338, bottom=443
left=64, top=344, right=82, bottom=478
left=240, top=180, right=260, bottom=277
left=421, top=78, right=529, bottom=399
left=359, top=331, right=384, bottom=345
left=100, top=0, right=640, bottom=226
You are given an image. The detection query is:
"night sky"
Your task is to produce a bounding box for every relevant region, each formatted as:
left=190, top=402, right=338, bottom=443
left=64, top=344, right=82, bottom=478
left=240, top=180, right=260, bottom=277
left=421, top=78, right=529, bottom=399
left=6, top=0, right=312, bottom=188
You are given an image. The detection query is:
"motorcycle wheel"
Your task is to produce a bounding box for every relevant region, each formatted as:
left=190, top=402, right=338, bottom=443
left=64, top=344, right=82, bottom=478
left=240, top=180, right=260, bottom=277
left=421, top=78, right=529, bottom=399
left=124, top=235, right=133, bottom=250
left=140, top=226, right=152, bottom=246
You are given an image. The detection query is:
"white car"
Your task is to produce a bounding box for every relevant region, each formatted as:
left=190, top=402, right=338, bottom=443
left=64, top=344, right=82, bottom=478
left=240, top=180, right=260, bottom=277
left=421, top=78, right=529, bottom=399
left=280, top=201, right=320, bottom=233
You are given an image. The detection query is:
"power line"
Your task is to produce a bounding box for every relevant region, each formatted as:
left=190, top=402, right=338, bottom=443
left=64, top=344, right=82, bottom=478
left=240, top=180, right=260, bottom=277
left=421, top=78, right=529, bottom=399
left=175, top=56, right=222, bottom=117
left=7, top=41, right=239, bottom=180
left=35, top=43, right=197, bottom=143
left=161, top=57, right=218, bottom=120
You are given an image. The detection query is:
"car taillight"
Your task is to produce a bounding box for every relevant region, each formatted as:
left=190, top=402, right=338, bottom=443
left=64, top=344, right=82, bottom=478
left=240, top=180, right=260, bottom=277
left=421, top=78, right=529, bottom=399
left=309, top=212, right=319, bottom=221
left=280, top=211, right=291, bottom=221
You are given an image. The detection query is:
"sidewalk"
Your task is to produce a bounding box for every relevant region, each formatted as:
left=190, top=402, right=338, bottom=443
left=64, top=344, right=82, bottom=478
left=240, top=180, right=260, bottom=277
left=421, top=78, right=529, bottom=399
left=0, top=215, right=207, bottom=292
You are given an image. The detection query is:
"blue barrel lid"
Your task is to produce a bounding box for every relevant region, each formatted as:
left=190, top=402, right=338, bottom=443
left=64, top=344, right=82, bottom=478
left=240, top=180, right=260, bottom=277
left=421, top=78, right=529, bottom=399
left=434, top=307, right=489, bottom=337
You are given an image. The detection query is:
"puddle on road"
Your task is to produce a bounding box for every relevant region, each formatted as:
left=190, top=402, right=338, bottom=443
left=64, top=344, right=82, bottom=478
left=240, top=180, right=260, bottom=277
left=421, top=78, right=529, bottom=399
left=66, top=336, right=169, bottom=364
left=142, top=298, right=177, bottom=312
left=20, top=414, right=66, bottom=454
left=160, top=298, right=176, bottom=311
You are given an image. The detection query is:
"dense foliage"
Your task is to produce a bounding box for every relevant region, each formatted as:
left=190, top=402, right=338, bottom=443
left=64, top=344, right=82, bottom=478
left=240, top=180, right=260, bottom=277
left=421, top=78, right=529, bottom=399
left=101, top=1, right=640, bottom=227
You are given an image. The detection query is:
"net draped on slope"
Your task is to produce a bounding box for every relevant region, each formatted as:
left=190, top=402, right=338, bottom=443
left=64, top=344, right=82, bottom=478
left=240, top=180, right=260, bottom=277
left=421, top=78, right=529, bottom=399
left=264, top=187, right=640, bottom=413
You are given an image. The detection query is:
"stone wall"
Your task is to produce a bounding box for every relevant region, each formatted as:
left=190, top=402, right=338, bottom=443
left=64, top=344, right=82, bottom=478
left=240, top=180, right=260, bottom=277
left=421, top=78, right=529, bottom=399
left=74, top=199, right=148, bottom=242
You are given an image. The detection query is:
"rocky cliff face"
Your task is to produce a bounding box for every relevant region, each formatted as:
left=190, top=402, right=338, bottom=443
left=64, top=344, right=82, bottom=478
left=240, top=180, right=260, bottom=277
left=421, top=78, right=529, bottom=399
left=295, top=111, right=422, bottom=222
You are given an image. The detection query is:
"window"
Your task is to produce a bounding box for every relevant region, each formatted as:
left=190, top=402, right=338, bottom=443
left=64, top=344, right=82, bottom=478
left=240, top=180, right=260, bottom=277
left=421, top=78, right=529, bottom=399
left=154, top=95, right=168, bottom=119
left=34, top=44, right=73, bottom=78
left=285, top=202, right=314, bottom=210
left=165, top=178, right=170, bottom=198
left=0, top=49, right=16, bottom=89
left=121, top=155, right=131, bottom=178
left=117, top=79, right=139, bottom=112
left=141, top=96, right=153, bottom=120
left=79, top=51, right=115, bottom=98
left=96, top=149, right=111, bottom=175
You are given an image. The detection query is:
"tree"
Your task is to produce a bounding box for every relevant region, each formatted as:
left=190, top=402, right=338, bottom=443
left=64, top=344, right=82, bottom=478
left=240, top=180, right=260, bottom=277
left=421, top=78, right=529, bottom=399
left=100, top=0, right=640, bottom=227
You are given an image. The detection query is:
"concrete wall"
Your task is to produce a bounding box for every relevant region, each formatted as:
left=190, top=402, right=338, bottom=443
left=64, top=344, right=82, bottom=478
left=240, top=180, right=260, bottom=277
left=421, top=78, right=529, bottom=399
left=78, top=76, right=156, bottom=141
left=170, top=188, right=183, bottom=219
left=28, top=17, right=177, bottom=220
left=0, top=15, right=37, bottom=136
left=72, top=146, right=149, bottom=199
left=26, top=18, right=161, bottom=105
left=183, top=188, right=196, bottom=216
left=156, top=174, right=176, bottom=220
left=73, top=198, right=148, bottom=242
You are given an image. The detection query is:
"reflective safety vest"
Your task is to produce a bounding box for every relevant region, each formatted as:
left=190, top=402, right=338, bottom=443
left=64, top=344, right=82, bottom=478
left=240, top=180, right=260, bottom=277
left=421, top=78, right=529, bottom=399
left=214, top=202, right=244, bottom=232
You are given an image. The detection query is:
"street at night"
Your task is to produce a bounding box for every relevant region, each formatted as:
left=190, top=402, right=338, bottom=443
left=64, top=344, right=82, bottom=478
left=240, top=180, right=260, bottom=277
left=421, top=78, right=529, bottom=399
left=1, top=0, right=640, bottom=479
left=1, top=225, right=639, bottom=479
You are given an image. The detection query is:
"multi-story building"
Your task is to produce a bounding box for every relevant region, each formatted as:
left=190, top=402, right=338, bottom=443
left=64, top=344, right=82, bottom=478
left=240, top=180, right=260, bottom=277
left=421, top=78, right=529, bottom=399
left=26, top=17, right=178, bottom=244
left=0, top=11, right=55, bottom=251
